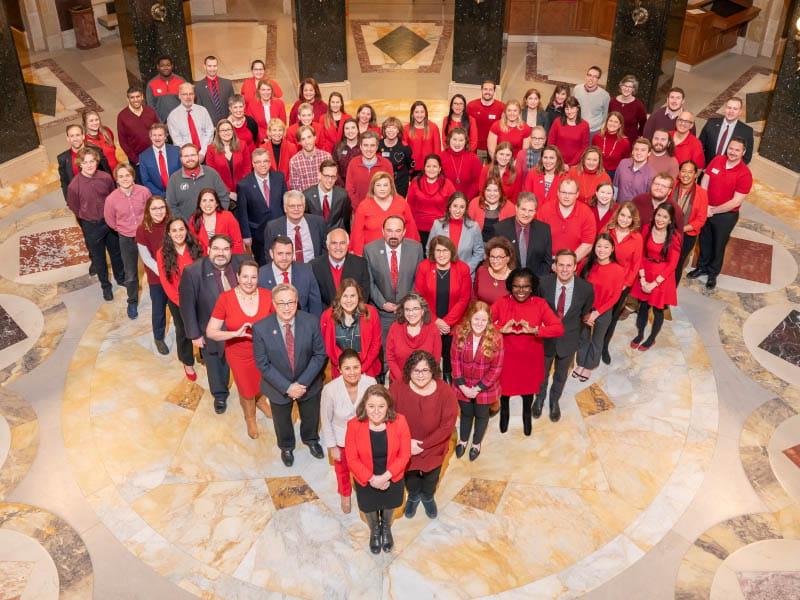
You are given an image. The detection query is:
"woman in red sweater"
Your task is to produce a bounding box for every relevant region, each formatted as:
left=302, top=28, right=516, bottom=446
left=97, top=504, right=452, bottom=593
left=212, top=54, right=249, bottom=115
left=487, top=100, right=532, bottom=159
left=574, top=234, right=626, bottom=381
left=245, top=80, right=287, bottom=144
left=672, top=160, right=708, bottom=284
left=288, top=77, right=327, bottom=125
left=406, top=154, right=456, bottom=247
left=523, top=145, right=566, bottom=206
left=592, top=112, right=630, bottom=180
left=316, top=92, right=350, bottom=153
left=239, top=60, right=282, bottom=107
left=204, top=120, right=253, bottom=197
left=568, top=146, right=612, bottom=204
left=547, top=96, right=590, bottom=166
left=187, top=188, right=244, bottom=255
left=478, top=142, right=522, bottom=203
left=385, top=293, right=442, bottom=384
left=441, top=128, right=482, bottom=200
left=442, top=94, right=478, bottom=151
left=333, top=118, right=360, bottom=187
left=403, top=101, right=441, bottom=176
left=261, top=119, right=297, bottom=182
left=468, top=178, right=516, bottom=242
left=590, top=182, right=616, bottom=233
left=355, top=104, right=382, bottom=137
left=83, top=110, right=118, bottom=170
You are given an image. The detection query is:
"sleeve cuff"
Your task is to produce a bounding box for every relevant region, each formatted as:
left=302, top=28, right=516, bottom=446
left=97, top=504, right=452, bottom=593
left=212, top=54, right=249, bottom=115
left=454, top=377, right=466, bottom=386
left=477, top=381, right=489, bottom=391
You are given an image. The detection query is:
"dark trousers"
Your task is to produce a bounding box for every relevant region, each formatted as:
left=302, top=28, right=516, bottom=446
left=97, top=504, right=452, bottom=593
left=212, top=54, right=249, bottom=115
left=603, top=286, right=630, bottom=353
left=458, top=400, right=490, bottom=444
left=203, top=348, right=231, bottom=402
left=538, top=351, right=574, bottom=405
left=118, top=235, right=140, bottom=304
left=441, top=334, right=453, bottom=376
left=419, top=230, right=430, bottom=251
left=405, top=466, right=441, bottom=499
left=270, top=394, right=321, bottom=450
left=251, top=236, right=267, bottom=267
left=576, top=310, right=614, bottom=370
left=148, top=282, right=169, bottom=340
left=80, top=218, right=124, bottom=291
left=697, top=211, right=739, bottom=277
left=167, top=300, right=194, bottom=366
left=676, top=233, right=698, bottom=284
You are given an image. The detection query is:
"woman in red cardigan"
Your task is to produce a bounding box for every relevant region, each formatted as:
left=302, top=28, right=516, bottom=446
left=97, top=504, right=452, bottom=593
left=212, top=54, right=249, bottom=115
left=452, top=301, right=504, bottom=461
left=672, top=160, right=708, bottom=284
left=345, top=384, right=411, bottom=554
left=478, top=142, right=522, bottom=204
left=523, top=145, right=566, bottom=206
left=204, top=120, right=253, bottom=198
left=320, top=279, right=383, bottom=377
left=245, top=80, right=287, bottom=144
left=590, top=182, right=616, bottom=233
left=441, top=94, right=478, bottom=151
left=156, top=217, right=203, bottom=381
left=468, top=178, right=517, bottom=243
left=239, top=60, right=282, bottom=107
left=385, top=293, right=442, bottom=384
left=406, top=154, right=456, bottom=247
left=592, top=112, right=630, bottom=180
left=288, top=77, right=327, bottom=125
left=441, top=127, right=482, bottom=201
left=568, top=146, right=612, bottom=204
left=316, top=92, right=350, bottom=153
left=413, top=236, right=472, bottom=382
left=403, top=101, right=441, bottom=176
left=547, top=96, right=590, bottom=166
left=187, top=189, right=244, bottom=255
left=261, top=120, right=297, bottom=182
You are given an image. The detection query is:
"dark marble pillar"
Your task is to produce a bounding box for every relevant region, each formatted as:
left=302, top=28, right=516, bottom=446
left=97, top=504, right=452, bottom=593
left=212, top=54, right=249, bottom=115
left=452, top=0, right=505, bottom=84
left=758, top=2, right=800, bottom=172
left=607, top=0, right=672, bottom=111
left=0, top=0, right=39, bottom=163
left=294, top=0, right=346, bottom=83
left=114, top=0, right=192, bottom=87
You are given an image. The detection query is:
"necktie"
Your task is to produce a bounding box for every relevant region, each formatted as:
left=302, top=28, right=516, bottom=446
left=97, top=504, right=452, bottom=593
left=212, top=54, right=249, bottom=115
left=186, top=109, right=201, bottom=148
left=221, top=270, right=231, bottom=291
left=158, top=150, right=169, bottom=190
left=282, top=271, right=289, bottom=284
left=209, top=79, right=222, bottom=114
left=557, top=285, right=566, bottom=319
left=284, top=323, right=295, bottom=372
left=716, top=124, right=729, bottom=156
left=294, top=225, right=304, bottom=263
left=262, top=178, right=270, bottom=207
left=518, top=226, right=528, bottom=268
left=322, top=193, right=330, bottom=220
left=390, top=250, right=399, bottom=291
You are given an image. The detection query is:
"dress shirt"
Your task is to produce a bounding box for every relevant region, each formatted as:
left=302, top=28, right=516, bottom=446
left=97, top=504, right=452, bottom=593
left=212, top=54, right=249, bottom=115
left=317, top=184, right=335, bottom=213
left=271, top=263, right=293, bottom=284
left=385, top=243, right=402, bottom=266
left=256, top=173, right=271, bottom=203
left=166, top=103, right=215, bottom=155
left=286, top=217, right=315, bottom=263
left=329, top=256, right=345, bottom=269
left=715, top=120, right=737, bottom=155
left=278, top=317, right=296, bottom=344
left=613, top=159, right=655, bottom=203
left=104, top=184, right=150, bottom=237
left=553, top=277, right=575, bottom=316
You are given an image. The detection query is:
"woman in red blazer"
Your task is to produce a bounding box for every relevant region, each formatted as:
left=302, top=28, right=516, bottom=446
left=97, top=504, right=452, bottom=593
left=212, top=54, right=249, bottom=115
left=187, top=189, right=244, bottom=255
left=261, top=120, right=297, bottom=182
left=413, top=236, right=472, bottom=382
left=316, top=91, right=350, bottom=153
left=320, top=279, right=383, bottom=377
left=672, top=159, right=709, bottom=284
left=204, top=120, right=253, bottom=195
left=523, top=145, right=566, bottom=206
left=245, top=80, right=287, bottom=144
left=345, top=385, right=411, bottom=554
left=239, top=60, right=282, bottom=106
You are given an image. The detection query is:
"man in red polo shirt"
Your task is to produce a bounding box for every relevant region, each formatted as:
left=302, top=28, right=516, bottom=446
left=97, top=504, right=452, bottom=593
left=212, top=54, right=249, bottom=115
left=536, top=178, right=596, bottom=262
left=687, top=137, right=752, bottom=290
left=467, top=80, right=505, bottom=161
left=345, top=131, right=394, bottom=210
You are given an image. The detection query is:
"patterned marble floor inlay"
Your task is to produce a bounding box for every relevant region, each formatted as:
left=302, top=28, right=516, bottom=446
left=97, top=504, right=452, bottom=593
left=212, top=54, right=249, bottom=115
left=373, top=25, right=431, bottom=65
left=22, top=59, right=103, bottom=130
left=18, top=226, right=89, bottom=276
left=0, top=307, right=27, bottom=352
left=452, top=478, right=507, bottom=513
left=758, top=310, right=800, bottom=368
left=737, top=570, right=800, bottom=599
left=720, top=237, right=774, bottom=284
left=165, top=380, right=204, bottom=412
left=575, top=383, right=615, bottom=418
left=783, top=444, right=800, bottom=469
left=351, top=20, right=453, bottom=73
left=265, top=476, right=319, bottom=510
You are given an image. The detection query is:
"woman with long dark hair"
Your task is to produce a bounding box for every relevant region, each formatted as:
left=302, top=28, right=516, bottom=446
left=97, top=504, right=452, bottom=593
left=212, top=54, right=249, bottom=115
left=333, top=118, right=361, bottom=187
left=240, top=59, right=283, bottom=107
left=428, top=191, right=485, bottom=276
left=544, top=84, right=570, bottom=132
left=547, top=96, right=590, bottom=166
left=672, top=160, right=708, bottom=284
left=187, top=188, right=243, bottom=255
left=567, top=146, right=612, bottom=205
left=403, top=101, right=441, bottom=177
left=521, top=88, right=547, bottom=129
left=355, top=103, right=381, bottom=136
left=478, top=141, right=521, bottom=203
left=592, top=111, right=630, bottom=180
left=467, top=178, right=516, bottom=243
left=245, top=80, right=287, bottom=144
left=136, top=195, right=172, bottom=354
left=204, top=119, right=253, bottom=197
left=316, top=91, right=350, bottom=153
left=288, top=77, right=327, bottom=125
left=83, top=110, right=119, bottom=170
left=442, top=94, right=478, bottom=151
left=522, top=145, right=567, bottom=206
left=406, top=154, right=456, bottom=247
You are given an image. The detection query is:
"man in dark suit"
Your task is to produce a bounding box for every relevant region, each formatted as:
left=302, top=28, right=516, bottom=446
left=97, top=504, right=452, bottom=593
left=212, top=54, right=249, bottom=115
left=535, top=249, right=594, bottom=423
left=179, top=234, right=246, bottom=414
left=311, top=228, right=371, bottom=307
left=493, top=192, right=552, bottom=277
left=57, top=124, right=110, bottom=200
left=138, top=123, right=181, bottom=196
left=698, top=97, right=754, bottom=165
left=193, top=55, right=234, bottom=126
left=303, top=159, right=352, bottom=232
left=253, top=283, right=327, bottom=466
left=265, top=190, right=327, bottom=264
left=258, top=236, right=323, bottom=316
left=236, top=148, right=287, bottom=266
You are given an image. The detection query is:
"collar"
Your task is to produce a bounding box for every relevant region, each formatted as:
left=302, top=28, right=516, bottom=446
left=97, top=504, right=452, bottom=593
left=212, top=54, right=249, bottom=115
left=183, top=166, right=201, bottom=178
left=556, top=276, right=575, bottom=289
left=329, top=256, right=345, bottom=269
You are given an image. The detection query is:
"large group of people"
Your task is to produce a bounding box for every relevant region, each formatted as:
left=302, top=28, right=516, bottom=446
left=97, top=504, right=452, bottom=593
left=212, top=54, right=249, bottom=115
left=58, top=55, right=755, bottom=554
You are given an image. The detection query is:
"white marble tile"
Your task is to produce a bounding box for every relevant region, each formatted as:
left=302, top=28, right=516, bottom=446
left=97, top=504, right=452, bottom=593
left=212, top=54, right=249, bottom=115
left=0, top=415, right=10, bottom=473
left=0, top=528, right=60, bottom=600
left=767, top=415, right=800, bottom=506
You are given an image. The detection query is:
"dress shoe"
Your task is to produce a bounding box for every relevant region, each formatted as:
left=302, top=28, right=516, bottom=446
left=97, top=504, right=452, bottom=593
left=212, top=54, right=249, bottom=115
left=280, top=449, right=294, bottom=467
left=89, top=264, right=96, bottom=276
left=639, top=339, right=655, bottom=352
left=380, top=510, right=394, bottom=552
left=421, top=495, right=438, bottom=519
left=213, top=397, right=228, bottom=414
left=549, top=400, right=561, bottom=422
left=455, top=441, right=467, bottom=459
left=686, top=268, right=705, bottom=280
left=183, top=365, right=197, bottom=382
left=499, top=397, right=510, bottom=433
left=404, top=494, right=420, bottom=518
left=102, top=287, right=113, bottom=302
left=366, top=512, right=381, bottom=554
left=705, top=276, right=717, bottom=290
left=532, top=395, right=545, bottom=419
left=307, top=441, right=325, bottom=459
left=127, top=303, right=138, bottom=320
left=469, top=446, right=481, bottom=461
left=154, top=339, right=170, bottom=355
left=601, top=347, right=611, bottom=365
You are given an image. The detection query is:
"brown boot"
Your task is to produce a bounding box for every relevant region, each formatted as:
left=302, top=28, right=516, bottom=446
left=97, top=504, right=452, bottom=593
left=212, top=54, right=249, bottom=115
left=241, top=397, right=258, bottom=439
left=255, top=396, right=272, bottom=419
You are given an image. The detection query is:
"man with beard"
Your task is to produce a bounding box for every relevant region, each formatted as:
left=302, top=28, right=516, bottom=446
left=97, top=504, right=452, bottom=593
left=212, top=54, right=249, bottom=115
left=632, top=173, right=685, bottom=230
left=257, top=235, right=322, bottom=316
left=146, top=56, right=185, bottom=122
left=643, top=87, right=695, bottom=139
left=166, top=143, right=229, bottom=220
left=648, top=129, right=679, bottom=179
left=467, top=80, right=505, bottom=161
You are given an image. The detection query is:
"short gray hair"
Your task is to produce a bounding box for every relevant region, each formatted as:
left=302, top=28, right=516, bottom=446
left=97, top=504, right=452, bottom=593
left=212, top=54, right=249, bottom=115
left=283, top=189, right=306, bottom=209
left=272, top=283, right=298, bottom=300
left=517, top=191, right=538, bottom=208
left=326, top=227, right=349, bottom=246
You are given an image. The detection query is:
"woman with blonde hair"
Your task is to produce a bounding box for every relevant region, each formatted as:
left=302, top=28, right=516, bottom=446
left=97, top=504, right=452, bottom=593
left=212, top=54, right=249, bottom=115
left=487, top=100, right=532, bottom=158
left=83, top=110, right=119, bottom=170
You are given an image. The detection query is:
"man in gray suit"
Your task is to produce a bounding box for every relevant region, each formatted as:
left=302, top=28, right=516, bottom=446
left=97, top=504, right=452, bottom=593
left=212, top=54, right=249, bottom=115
left=194, top=55, right=234, bottom=126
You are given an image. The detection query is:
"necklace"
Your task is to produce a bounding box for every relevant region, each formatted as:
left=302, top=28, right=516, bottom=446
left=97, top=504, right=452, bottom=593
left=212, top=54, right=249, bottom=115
left=447, top=151, right=465, bottom=185
left=437, top=268, right=450, bottom=279
left=601, top=134, right=619, bottom=159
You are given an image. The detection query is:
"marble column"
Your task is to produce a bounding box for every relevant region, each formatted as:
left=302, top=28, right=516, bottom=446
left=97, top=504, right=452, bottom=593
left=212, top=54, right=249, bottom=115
left=294, top=0, right=346, bottom=83
left=606, top=0, right=671, bottom=111
left=452, top=0, right=505, bottom=85
left=758, top=1, right=800, bottom=172
left=114, top=0, right=192, bottom=87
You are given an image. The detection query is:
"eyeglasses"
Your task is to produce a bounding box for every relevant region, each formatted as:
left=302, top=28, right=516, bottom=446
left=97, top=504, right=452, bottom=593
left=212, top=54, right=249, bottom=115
left=676, top=118, right=694, bottom=125
left=531, top=136, right=546, bottom=141
left=275, top=300, right=297, bottom=308
left=404, top=306, right=422, bottom=313
left=412, top=368, right=431, bottom=375
left=489, top=254, right=508, bottom=261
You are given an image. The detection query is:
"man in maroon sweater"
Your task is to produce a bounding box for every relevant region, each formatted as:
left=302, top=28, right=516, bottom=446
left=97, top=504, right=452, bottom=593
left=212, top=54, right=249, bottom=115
left=117, top=86, right=159, bottom=175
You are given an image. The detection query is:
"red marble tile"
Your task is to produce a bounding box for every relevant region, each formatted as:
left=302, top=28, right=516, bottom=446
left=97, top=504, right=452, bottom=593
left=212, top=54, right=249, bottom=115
left=19, top=226, right=90, bottom=275
left=783, top=444, right=800, bottom=469
left=691, top=236, right=773, bottom=284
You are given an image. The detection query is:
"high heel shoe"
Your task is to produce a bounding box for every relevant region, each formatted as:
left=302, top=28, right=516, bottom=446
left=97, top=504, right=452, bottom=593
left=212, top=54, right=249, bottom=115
left=184, top=365, right=197, bottom=382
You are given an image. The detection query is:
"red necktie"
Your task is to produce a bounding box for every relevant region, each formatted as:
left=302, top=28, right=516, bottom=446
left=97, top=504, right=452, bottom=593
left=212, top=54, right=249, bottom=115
left=390, top=250, right=399, bottom=291
left=322, top=193, right=330, bottom=220
left=716, top=124, right=729, bottom=156
left=262, top=177, right=270, bottom=207
left=284, top=323, right=295, bottom=372
left=158, top=150, right=169, bottom=190
left=209, top=78, right=222, bottom=114
left=557, top=285, right=566, bottom=319
left=282, top=271, right=290, bottom=284
left=294, top=225, right=304, bottom=263
left=186, top=109, right=201, bottom=148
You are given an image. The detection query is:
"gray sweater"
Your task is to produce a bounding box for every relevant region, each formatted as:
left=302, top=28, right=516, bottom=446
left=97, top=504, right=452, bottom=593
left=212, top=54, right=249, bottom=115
left=165, top=165, right=230, bottom=221
left=571, top=85, right=610, bottom=133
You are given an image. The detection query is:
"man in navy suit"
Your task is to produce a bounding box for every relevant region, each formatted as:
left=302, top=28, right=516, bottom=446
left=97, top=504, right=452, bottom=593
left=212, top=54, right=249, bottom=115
left=257, top=236, right=323, bottom=316
left=138, top=123, right=181, bottom=196
left=236, top=148, right=286, bottom=266
left=698, top=97, right=754, bottom=165
left=253, top=283, right=327, bottom=466
left=265, top=190, right=327, bottom=264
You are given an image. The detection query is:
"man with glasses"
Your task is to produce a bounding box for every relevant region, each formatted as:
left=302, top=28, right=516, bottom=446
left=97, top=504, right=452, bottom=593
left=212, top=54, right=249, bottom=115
left=571, top=66, right=609, bottom=140
left=632, top=173, right=685, bottom=230
left=515, top=126, right=547, bottom=181
left=303, top=159, right=351, bottom=231
left=536, top=179, right=596, bottom=263
left=311, top=228, right=370, bottom=307
left=166, top=143, right=230, bottom=220
left=671, top=111, right=706, bottom=170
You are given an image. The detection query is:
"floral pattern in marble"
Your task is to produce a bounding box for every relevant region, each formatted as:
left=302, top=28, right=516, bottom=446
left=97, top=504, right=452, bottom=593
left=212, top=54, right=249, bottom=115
left=0, top=390, right=39, bottom=501
left=18, top=226, right=89, bottom=276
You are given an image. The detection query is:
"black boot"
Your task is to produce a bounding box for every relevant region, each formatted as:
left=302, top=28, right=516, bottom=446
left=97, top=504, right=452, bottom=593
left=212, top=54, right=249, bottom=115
left=601, top=346, right=611, bottom=365
left=549, top=398, right=561, bottom=422
left=499, top=396, right=510, bottom=433
left=380, top=509, right=394, bottom=552
left=532, top=395, right=545, bottom=419
left=366, top=512, right=381, bottom=554
left=522, top=397, right=533, bottom=436
left=404, top=493, right=420, bottom=518
left=421, top=494, right=438, bottom=519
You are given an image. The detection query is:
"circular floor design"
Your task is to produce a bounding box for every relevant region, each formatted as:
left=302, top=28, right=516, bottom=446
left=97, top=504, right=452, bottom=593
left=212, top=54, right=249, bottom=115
left=742, top=302, right=800, bottom=388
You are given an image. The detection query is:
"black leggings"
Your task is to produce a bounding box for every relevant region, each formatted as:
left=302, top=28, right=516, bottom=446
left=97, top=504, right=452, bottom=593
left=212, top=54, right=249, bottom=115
left=500, top=394, right=534, bottom=414
left=458, top=400, right=490, bottom=444
left=441, top=334, right=453, bottom=376
left=405, top=466, right=441, bottom=499
left=603, top=286, right=631, bottom=352
left=635, top=300, right=665, bottom=346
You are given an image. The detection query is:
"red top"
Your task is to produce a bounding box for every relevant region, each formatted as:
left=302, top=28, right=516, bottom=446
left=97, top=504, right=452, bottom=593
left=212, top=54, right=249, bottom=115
left=316, top=113, right=351, bottom=153
left=586, top=261, right=626, bottom=314
left=345, top=157, right=395, bottom=211
left=403, top=123, right=442, bottom=170
left=608, top=228, right=643, bottom=288
left=204, top=146, right=253, bottom=192
left=632, top=194, right=685, bottom=231
left=289, top=98, right=328, bottom=126
left=188, top=210, right=244, bottom=255
left=592, top=204, right=615, bottom=233
left=671, top=132, right=706, bottom=170
left=547, top=119, right=590, bottom=165
left=85, top=129, right=118, bottom=170
left=261, top=139, right=298, bottom=182
left=414, top=259, right=472, bottom=327
left=704, top=156, right=753, bottom=211
left=608, top=97, right=647, bottom=145
left=440, top=148, right=483, bottom=200
left=523, top=170, right=565, bottom=206
left=478, top=165, right=522, bottom=204
left=349, top=195, right=420, bottom=255
left=246, top=99, right=287, bottom=143
left=345, top=415, right=411, bottom=486
left=232, top=120, right=256, bottom=150
left=591, top=132, right=631, bottom=172
left=630, top=225, right=681, bottom=309
left=156, top=246, right=196, bottom=305
left=467, top=98, right=505, bottom=151
left=489, top=121, right=532, bottom=155
left=467, top=196, right=516, bottom=230
left=567, top=166, right=612, bottom=204
left=472, top=266, right=511, bottom=305
left=135, top=220, right=167, bottom=285
left=385, top=322, right=442, bottom=384
left=391, top=380, right=459, bottom=472
left=240, top=78, right=283, bottom=106
left=673, top=184, right=709, bottom=236
left=406, top=177, right=457, bottom=232
left=116, top=105, right=159, bottom=165
left=285, top=122, right=320, bottom=147
left=441, top=115, right=479, bottom=151
left=320, top=304, right=383, bottom=377
left=536, top=201, right=597, bottom=254
left=452, top=333, right=505, bottom=404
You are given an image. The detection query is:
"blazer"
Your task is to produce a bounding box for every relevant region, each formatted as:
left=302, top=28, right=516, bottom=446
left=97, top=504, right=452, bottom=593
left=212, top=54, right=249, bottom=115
left=262, top=139, right=298, bottom=182
left=139, top=144, right=181, bottom=196
left=310, top=252, right=371, bottom=307
left=345, top=415, right=412, bottom=486
left=698, top=117, right=754, bottom=165
left=252, top=311, right=328, bottom=405
left=536, top=273, right=594, bottom=357
left=193, top=76, right=234, bottom=125
left=235, top=171, right=287, bottom=244
left=303, top=185, right=352, bottom=232
left=493, top=217, right=553, bottom=278
left=320, top=374, right=377, bottom=448
left=427, top=218, right=485, bottom=275
left=364, top=238, right=424, bottom=311
left=320, top=304, right=383, bottom=377
left=177, top=254, right=247, bottom=355
left=413, top=259, right=473, bottom=326
left=204, top=145, right=253, bottom=193
left=265, top=215, right=327, bottom=260
left=257, top=261, right=323, bottom=316
left=57, top=145, right=111, bottom=199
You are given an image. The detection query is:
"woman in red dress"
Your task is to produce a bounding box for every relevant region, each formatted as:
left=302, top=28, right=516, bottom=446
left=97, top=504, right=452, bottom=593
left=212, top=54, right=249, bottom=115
left=608, top=74, right=647, bottom=146
left=83, top=110, right=118, bottom=170
left=246, top=80, right=287, bottom=144
left=204, top=120, right=253, bottom=200
left=491, top=268, right=564, bottom=435
left=239, top=60, right=282, bottom=107
left=355, top=104, right=381, bottom=137
left=592, top=112, right=630, bottom=181
left=206, top=260, right=274, bottom=438
left=523, top=145, right=566, bottom=206
left=403, top=101, right=441, bottom=177
left=441, top=94, right=478, bottom=151
left=630, top=202, right=681, bottom=351
left=590, top=182, right=616, bottom=233
left=227, top=94, right=259, bottom=150
left=406, top=154, right=456, bottom=246
left=478, top=142, right=522, bottom=203
left=487, top=100, right=532, bottom=159
left=333, top=118, right=361, bottom=188
left=547, top=96, right=590, bottom=166
left=672, top=160, right=708, bottom=284
left=288, top=77, right=327, bottom=125
left=317, top=92, right=350, bottom=153
left=261, top=119, right=297, bottom=182
left=441, top=127, right=482, bottom=201
left=567, top=146, right=612, bottom=204
left=467, top=178, right=516, bottom=243
left=385, top=293, right=442, bottom=384
left=187, top=188, right=244, bottom=255
left=473, top=236, right=516, bottom=305
left=452, top=301, right=504, bottom=461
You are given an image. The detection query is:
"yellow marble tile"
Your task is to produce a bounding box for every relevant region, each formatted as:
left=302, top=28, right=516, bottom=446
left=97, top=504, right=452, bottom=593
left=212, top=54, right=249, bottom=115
left=164, top=380, right=204, bottom=412
left=452, top=478, right=508, bottom=513
left=575, top=384, right=615, bottom=418
left=265, top=476, right=319, bottom=510
left=0, top=164, right=59, bottom=220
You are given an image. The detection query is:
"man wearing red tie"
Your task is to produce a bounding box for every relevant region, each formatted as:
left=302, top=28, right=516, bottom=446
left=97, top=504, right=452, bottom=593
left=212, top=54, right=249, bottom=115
left=138, top=124, right=180, bottom=196
left=256, top=235, right=323, bottom=316
left=166, top=83, right=215, bottom=160
left=303, top=159, right=352, bottom=232
left=698, top=97, right=754, bottom=166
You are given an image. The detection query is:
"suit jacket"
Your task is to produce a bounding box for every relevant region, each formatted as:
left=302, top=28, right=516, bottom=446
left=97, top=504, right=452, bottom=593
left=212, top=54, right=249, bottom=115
left=193, top=76, right=234, bottom=125
left=364, top=238, right=424, bottom=311
left=698, top=117, right=754, bottom=165
left=265, top=215, right=327, bottom=260
left=138, top=144, right=181, bottom=196
left=252, top=311, right=327, bottom=405
left=303, top=185, right=352, bottom=232
left=57, top=145, right=111, bottom=199
left=177, top=254, right=247, bottom=355
left=235, top=171, right=287, bottom=245
left=493, top=217, right=553, bottom=278
left=311, top=252, right=371, bottom=307
left=428, top=217, right=485, bottom=275
left=257, top=262, right=323, bottom=316
left=536, top=273, right=594, bottom=357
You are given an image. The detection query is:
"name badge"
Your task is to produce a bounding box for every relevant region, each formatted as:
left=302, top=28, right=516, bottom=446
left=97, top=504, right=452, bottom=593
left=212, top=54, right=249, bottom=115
left=382, top=151, right=390, bottom=157
left=488, top=114, right=497, bottom=120
left=710, top=168, right=720, bottom=174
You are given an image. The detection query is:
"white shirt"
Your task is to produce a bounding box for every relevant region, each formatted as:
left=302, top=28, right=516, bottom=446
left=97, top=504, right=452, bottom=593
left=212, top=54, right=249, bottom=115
left=715, top=119, right=738, bottom=154
left=255, top=174, right=270, bottom=201
left=166, top=103, right=215, bottom=156
left=553, top=276, right=575, bottom=316
left=286, top=217, right=315, bottom=263
left=385, top=242, right=402, bottom=267
left=317, top=185, right=334, bottom=211
left=271, top=263, right=293, bottom=285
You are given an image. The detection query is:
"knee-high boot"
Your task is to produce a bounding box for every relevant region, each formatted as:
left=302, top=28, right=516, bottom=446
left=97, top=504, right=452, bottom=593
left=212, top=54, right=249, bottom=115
left=365, top=511, right=381, bottom=554
left=380, top=508, right=394, bottom=552
left=499, top=396, right=510, bottom=433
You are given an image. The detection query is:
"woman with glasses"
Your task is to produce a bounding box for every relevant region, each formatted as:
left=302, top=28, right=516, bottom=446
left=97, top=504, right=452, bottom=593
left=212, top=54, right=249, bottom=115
left=385, top=293, right=442, bottom=385
left=204, top=119, right=253, bottom=200
left=473, top=236, right=516, bottom=305
left=608, top=74, right=647, bottom=146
